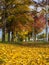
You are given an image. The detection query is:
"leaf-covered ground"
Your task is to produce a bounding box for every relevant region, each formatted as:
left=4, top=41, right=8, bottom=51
left=0, top=43, right=49, bottom=65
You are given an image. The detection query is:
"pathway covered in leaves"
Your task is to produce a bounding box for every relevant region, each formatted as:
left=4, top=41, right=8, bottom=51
left=0, top=43, right=49, bottom=65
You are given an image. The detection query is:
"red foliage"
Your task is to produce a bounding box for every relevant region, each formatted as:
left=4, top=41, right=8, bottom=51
left=32, top=13, right=46, bottom=33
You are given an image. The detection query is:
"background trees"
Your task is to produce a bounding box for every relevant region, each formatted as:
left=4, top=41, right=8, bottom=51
left=0, top=0, right=48, bottom=42
left=0, top=0, right=34, bottom=42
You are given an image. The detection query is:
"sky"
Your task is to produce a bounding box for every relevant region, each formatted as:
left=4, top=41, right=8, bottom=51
left=29, top=5, right=42, bottom=12
left=33, top=0, right=43, bottom=3
left=29, top=0, right=43, bottom=12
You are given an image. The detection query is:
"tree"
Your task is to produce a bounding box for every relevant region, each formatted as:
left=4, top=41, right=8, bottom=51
left=0, top=0, right=47, bottom=42
left=31, top=10, right=46, bottom=41
left=0, top=0, right=34, bottom=42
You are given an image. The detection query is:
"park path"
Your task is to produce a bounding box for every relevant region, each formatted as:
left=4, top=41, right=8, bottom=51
left=0, top=43, right=49, bottom=65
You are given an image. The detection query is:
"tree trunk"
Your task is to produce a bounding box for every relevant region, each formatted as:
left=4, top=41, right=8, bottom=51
left=11, top=31, right=14, bottom=42
left=34, top=34, right=36, bottom=41
left=2, top=27, right=5, bottom=42
left=8, top=30, right=10, bottom=42
left=46, top=14, right=48, bottom=42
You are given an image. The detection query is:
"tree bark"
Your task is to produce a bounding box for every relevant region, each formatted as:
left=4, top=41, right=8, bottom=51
left=2, top=27, right=5, bottom=42
left=11, top=31, right=14, bottom=42
left=8, top=30, right=10, bottom=42
left=34, top=34, right=36, bottom=41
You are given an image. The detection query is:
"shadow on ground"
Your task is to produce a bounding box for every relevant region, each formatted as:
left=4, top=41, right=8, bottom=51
left=0, top=41, right=49, bottom=48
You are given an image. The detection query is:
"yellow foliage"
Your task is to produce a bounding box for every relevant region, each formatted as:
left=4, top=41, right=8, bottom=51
left=0, top=43, right=49, bottom=65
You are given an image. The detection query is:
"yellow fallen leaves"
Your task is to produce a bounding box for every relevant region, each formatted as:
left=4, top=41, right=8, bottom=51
left=0, top=43, right=49, bottom=65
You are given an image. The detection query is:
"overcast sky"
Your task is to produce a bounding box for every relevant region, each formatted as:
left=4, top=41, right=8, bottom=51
left=29, top=0, right=46, bottom=12
left=33, top=0, right=43, bottom=3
